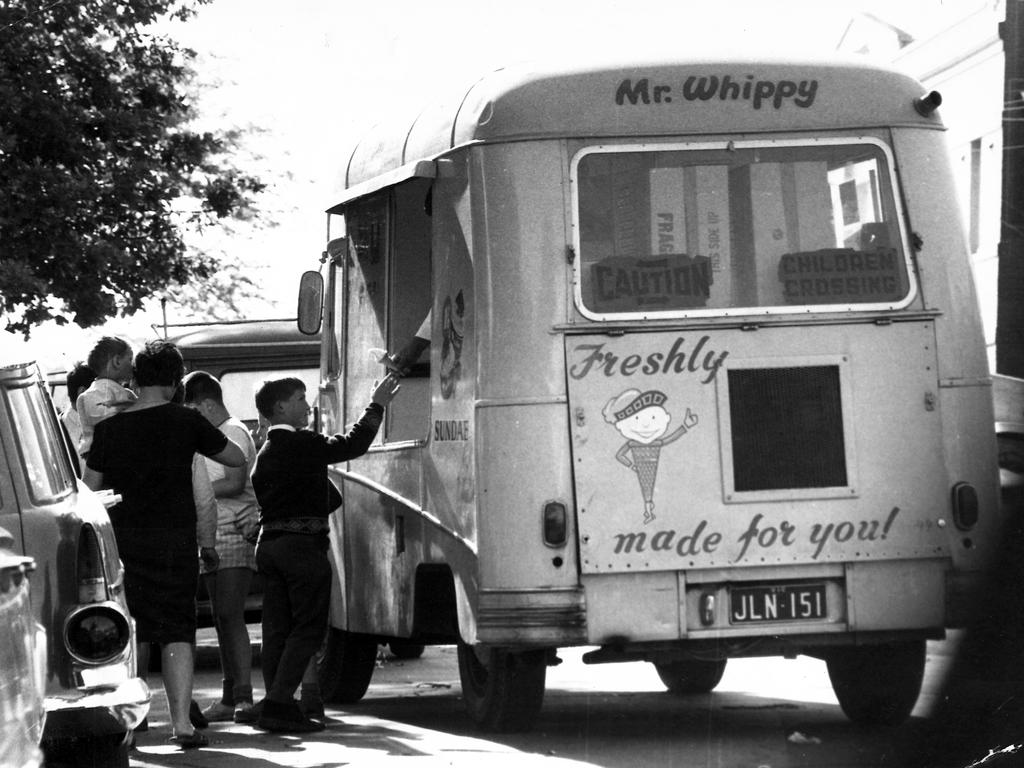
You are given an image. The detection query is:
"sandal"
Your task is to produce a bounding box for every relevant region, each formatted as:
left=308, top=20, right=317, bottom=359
left=167, top=731, right=209, bottom=749
left=189, top=699, right=209, bottom=729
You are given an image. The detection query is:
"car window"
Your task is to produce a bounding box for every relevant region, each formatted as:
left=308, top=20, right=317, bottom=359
left=6, top=383, right=75, bottom=504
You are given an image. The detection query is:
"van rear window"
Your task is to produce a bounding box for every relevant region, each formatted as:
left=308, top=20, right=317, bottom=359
left=573, top=139, right=912, bottom=318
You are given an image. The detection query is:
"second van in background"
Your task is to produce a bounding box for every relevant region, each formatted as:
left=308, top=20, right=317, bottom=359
left=166, top=318, right=321, bottom=442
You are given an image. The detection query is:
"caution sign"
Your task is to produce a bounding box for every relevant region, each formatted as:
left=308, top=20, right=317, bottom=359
left=590, top=254, right=713, bottom=312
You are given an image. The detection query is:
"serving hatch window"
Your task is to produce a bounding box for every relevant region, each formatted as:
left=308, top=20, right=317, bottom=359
left=573, top=139, right=913, bottom=318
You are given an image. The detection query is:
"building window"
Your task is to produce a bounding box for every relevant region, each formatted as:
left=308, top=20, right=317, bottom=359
left=969, top=137, right=982, bottom=254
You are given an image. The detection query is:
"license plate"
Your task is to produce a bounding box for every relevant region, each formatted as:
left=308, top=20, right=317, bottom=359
left=729, top=583, right=827, bottom=624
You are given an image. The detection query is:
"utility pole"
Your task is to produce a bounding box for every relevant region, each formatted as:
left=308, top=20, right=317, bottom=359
left=998, top=0, right=1024, bottom=376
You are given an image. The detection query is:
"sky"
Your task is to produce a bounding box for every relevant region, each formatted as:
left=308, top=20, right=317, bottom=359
left=168, top=0, right=959, bottom=302
left=31, top=0, right=980, bottom=369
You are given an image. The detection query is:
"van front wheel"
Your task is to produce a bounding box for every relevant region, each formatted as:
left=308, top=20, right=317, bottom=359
left=826, top=640, right=926, bottom=726
left=456, top=642, right=546, bottom=732
left=654, top=659, right=727, bottom=694
left=317, top=628, right=378, bottom=704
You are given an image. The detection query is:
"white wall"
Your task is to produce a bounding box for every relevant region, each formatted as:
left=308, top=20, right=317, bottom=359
left=889, top=2, right=1005, bottom=370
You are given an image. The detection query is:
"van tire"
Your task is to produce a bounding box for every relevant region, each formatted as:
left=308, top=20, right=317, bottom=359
left=388, top=640, right=426, bottom=659
left=654, top=659, right=727, bottom=694
left=456, top=642, right=546, bottom=732
left=826, top=640, right=926, bottom=726
left=317, top=628, right=378, bottom=704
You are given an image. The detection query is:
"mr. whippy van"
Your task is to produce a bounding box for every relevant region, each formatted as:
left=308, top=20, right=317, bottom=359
left=296, top=58, right=1001, bottom=731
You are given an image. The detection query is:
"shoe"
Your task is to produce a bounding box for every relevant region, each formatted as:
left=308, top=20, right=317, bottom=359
left=233, top=700, right=256, bottom=723
left=299, top=698, right=325, bottom=720
left=256, top=698, right=325, bottom=733
left=167, top=731, right=209, bottom=749
left=189, top=699, right=209, bottom=729
left=202, top=700, right=235, bottom=723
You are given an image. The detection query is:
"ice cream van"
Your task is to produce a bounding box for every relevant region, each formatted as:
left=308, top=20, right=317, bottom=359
left=296, top=58, right=1001, bottom=731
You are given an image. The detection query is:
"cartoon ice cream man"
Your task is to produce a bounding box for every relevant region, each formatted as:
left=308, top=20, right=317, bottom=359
left=603, top=389, right=698, bottom=524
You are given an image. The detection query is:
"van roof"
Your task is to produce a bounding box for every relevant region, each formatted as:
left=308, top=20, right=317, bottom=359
left=166, top=319, right=319, bottom=371
left=341, top=57, right=940, bottom=201
left=167, top=319, right=317, bottom=348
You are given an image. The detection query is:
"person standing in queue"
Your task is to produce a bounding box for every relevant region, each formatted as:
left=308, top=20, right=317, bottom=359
left=83, top=340, right=245, bottom=749
left=60, top=362, right=96, bottom=475
left=250, top=373, right=400, bottom=733
left=76, top=336, right=135, bottom=458
left=183, top=371, right=259, bottom=725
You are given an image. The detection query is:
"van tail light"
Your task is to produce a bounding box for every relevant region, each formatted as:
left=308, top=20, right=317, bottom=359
left=77, top=525, right=108, bottom=604
left=543, top=501, right=568, bottom=547
left=952, top=482, right=979, bottom=530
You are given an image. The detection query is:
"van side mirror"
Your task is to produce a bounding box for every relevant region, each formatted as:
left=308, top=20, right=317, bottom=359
left=297, top=270, right=324, bottom=335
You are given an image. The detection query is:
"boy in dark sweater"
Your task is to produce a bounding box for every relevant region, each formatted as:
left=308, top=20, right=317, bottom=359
left=251, top=374, right=399, bottom=732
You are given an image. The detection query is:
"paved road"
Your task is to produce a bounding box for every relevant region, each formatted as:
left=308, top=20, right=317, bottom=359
left=130, top=630, right=597, bottom=768
left=128, top=629, right=966, bottom=768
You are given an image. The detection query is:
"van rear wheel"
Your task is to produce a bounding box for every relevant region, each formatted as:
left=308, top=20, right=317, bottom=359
left=826, top=640, right=926, bottom=726
left=456, top=642, right=546, bottom=732
left=388, top=640, right=426, bottom=659
left=654, top=659, right=727, bottom=694
left=317, top=628, right=378, bottom=704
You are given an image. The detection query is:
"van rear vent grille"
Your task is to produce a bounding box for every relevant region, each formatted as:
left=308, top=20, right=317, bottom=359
left=728, top=366, right=847, bottom=491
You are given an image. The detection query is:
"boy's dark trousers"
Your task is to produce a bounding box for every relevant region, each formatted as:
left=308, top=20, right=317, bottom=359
left=256, top=532, right=331, bottom=703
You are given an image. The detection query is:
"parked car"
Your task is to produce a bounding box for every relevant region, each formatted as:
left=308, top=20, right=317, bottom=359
left=0, top=332, right=149, bottom=768
left=0, top=533, right=46, bottom=768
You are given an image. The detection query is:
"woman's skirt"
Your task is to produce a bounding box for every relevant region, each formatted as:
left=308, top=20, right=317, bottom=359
left=114, top=527, right=198, bottom=644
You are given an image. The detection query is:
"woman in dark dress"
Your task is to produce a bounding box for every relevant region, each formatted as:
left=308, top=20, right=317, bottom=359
left=84, top=340, right=244, bottom=748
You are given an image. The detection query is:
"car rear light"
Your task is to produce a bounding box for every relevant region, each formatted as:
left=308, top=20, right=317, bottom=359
left=542, top=501, right=568, bottom=547
left=64, top=604, right=130, bottom=664
left=77, top=525, right=108, bottom=603
left=952, top=482, right=979, bottom=530
left=32, top=623, right=46, bottom=701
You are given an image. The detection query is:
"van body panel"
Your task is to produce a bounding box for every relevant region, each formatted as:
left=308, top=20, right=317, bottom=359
left=582, top=571, right=679, bottom=642
left=890, top=129, right=990, bottom=381
left=474, top=141, right=570, bottom=402
left=939, top=382, right=1001, bottom=577
left=887, top=129, right=1001, bottom=583
left=476, top=402, right=578, bottom=589
left=567, top=322, right=947, bottom=572
left=475, top=587, right=586, bottom=645
left=331, top=469, right=417, bottom=636
left=844, top=558, right=946, bottom=631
